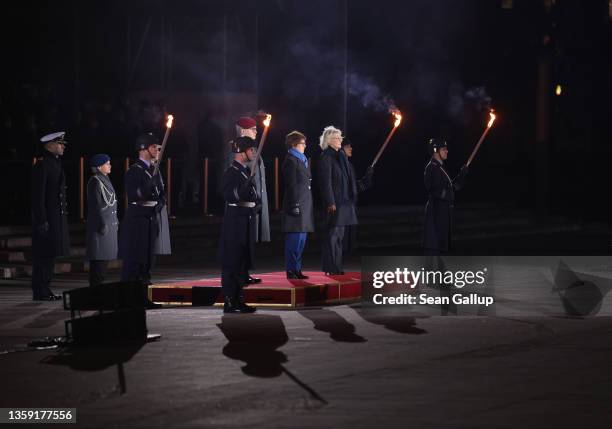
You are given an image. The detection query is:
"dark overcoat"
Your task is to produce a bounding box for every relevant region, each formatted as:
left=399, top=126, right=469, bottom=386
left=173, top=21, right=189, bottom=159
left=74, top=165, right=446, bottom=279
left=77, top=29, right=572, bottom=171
left=31, top=150, right=71, bottom=258
left=217, top=161, right=258, bottom=270
left=281, top=153, right=314, bottom=233
left=317, top=147, right=357, bottom=227
left=118, top=159, right=161, bottom=264
left=86, top=173, right=119, bottom=260
left=423, top=158, right=466, bottom=252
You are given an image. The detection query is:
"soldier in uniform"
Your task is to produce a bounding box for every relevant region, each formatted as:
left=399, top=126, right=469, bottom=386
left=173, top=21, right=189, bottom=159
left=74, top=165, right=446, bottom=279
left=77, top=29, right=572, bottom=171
left=224, top=116, right=270, bottom=284
left=281, top=131, right=314, bottom=279
left=118, top=133, right=165, bottom=307
left=86, top=154, right=118, bottom=287
left=30, top=132, right=70, bottom=301
left=218, top=136, right=260, bottom=313
left=423, top=138, right=468, bottom=256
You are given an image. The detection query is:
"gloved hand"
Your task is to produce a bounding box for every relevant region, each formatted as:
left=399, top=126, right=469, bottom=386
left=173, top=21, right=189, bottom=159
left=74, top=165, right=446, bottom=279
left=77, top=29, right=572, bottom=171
left=365, top=165, right=374, bottom=180
left=458, top=165, right=469, bottom=179
left=155, top=196, right=166, bottom=213
left=36, top=222, right=49, bottom=235
left=98, top=224, right=108, bottom=235
left=289, top=204, right=301, bottom=217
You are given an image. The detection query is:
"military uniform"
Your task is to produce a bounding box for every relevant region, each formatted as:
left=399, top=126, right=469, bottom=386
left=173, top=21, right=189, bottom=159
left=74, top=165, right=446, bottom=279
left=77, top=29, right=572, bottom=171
left=86, top=154, right=119, bottom=287
left=118, top=135, right=165, bottom=286
left=30, top=132, right=70, bottom=300
left=218, top=137, right=259, bottom=313
left=423, top=139, right=468, bottom=254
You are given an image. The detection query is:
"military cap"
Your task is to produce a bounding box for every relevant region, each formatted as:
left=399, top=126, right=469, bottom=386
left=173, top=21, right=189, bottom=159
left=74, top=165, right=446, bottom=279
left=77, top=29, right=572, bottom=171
left=40, top=131, right=67, bottom=145
left=236, top=116, right=257, bottom=129
left=90, top=153, right=111, bottom=168
left=135, top=132, right=159, bottom=151
left=232, top=136, right=258, bottom=153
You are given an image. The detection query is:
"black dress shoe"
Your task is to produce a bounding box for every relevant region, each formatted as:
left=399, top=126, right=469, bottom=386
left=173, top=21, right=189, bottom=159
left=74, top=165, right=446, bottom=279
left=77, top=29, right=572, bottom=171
left=297, top=271, right=309, bottom=279
left=223, top=298, right=256, bottom=313
left=286, top=270, right=299, bottom=279
left=246, top=275, right=262, bottom=284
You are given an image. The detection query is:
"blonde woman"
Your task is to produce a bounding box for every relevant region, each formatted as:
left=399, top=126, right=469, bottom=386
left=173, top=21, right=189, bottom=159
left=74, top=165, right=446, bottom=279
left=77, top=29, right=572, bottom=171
left=317, top=126, right=357, bottom=275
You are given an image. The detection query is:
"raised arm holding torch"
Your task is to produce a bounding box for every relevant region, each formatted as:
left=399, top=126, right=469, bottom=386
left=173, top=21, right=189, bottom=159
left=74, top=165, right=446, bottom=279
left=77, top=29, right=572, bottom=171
left=370, top=110, right=402, bottom=168
left=153, top=114, right=174, bottom=176
left=250, top=114, right=272, bottom=178
left=465, top=110, right=496, bottom=167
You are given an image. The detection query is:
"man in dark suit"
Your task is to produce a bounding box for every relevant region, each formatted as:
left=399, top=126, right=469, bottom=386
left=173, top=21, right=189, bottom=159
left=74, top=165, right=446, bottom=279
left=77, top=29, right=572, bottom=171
left=218, top=136, right=260, bottom=313
left=281, top=131, right=314, bottom=279
left=30, top=132, right=71, bottom=301
left=317, top=126, right=357, bottom=275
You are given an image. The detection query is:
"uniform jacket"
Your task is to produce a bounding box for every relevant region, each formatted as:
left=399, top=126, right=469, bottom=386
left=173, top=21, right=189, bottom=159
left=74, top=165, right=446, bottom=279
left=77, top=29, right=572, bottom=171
left=31, top=150, right=71, bottom=258
left=218, top=161, right=258, bottom=270
left=118, top=159, right=163, bottom=263
left=423, top=157, right=467, bottom=252
left=86, top=173, right=119, bottom=261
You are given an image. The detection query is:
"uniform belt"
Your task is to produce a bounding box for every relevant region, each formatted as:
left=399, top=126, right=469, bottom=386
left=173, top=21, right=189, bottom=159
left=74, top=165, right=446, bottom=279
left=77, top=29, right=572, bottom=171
left=228, top=202, right=256, bottom=208
left=131, top=201, right=158, bottom=207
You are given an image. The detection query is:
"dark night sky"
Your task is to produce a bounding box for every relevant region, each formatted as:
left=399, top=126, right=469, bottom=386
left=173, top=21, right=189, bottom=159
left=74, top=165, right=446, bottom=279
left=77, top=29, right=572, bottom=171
left=1, top=0, right=610, bottom=219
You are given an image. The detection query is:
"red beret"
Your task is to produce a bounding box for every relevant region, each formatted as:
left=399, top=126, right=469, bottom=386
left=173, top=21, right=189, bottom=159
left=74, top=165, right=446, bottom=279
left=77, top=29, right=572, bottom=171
left=236, top=116, right=256, bottom=129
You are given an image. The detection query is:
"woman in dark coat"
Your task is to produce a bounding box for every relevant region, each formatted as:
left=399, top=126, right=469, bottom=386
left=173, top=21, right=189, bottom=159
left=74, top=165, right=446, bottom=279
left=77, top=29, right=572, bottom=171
left=317, top=126, right=357, bottom=275
left=86, top=154, right=119, bottom=286
left=281, top=131, right=314, bottom=279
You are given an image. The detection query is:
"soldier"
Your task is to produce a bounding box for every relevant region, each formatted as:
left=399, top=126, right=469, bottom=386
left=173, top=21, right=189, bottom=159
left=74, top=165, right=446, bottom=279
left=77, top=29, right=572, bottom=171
left=340, top=139, right=374, bottom=254
left=86, top=154, right=118, bottom=287
left=423, top=138, right=468, bottom=256
left=30, top=131, right=70, bottom=301
left=218, top=136, right=259, bottom=313
left=281, top=131, right=314, bottom=279
left=317, top=126, right=357, bottom=275
left=224, top=116, right=271, bottom=284
left=118, top=133, right=165, bottom=308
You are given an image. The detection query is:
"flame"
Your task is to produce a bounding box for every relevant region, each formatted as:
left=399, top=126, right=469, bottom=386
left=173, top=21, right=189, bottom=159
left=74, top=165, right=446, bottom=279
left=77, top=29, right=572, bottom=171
left=555, top=84, right=562, bottom=96
left=392, top=111, right=402, bottom=128
left=166, top=114, right=174, bottom=128
left=263, top=114, right=272, bottom=128
left=487, top=110, right=496, bottom=128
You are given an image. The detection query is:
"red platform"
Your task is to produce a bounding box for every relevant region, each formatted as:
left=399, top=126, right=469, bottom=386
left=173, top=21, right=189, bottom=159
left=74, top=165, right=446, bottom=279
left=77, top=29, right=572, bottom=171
left=148, top=271, right=362, bottom=308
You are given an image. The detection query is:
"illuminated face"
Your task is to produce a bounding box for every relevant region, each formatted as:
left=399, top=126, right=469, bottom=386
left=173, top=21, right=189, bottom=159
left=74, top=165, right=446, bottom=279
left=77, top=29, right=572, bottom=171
left=148, top=144, right=160, bottom=161
left=295, top=139, right=306, bottom=154
left=438, top=147, right=448, bottom=160
left=328, top=133, right=343, bottom=151
left=245, top=147, right=256, bottom=161
left=99, top=161, right=112, bottom=175
left=243, top=127, right=257, bottom=140
left=342, top=144, right=353, bottom=157
left=46, top=141, right=66, bottom=156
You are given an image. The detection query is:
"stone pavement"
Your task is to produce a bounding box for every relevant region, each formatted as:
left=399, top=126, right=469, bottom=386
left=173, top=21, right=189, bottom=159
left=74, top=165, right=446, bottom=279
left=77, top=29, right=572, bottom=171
left=1, top=265, right=612, bottom=428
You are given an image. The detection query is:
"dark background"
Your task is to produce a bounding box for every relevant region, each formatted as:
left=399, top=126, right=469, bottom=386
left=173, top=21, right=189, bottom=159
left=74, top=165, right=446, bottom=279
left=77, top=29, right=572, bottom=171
left=1, top=0, right=610, bottom=224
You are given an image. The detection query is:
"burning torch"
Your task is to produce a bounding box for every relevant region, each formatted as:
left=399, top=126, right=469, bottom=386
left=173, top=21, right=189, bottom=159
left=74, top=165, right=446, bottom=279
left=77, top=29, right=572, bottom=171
left=370, top=110, right=402, bottom=168
left=465, top=110, right=496, bottom=167
left=153, top=114, right=174, bottom=176
left=250, top=113, right=272, bottom=178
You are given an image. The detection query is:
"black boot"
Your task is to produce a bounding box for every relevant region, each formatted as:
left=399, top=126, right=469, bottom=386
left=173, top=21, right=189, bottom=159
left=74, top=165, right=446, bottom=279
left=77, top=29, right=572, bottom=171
left=224, top=297, right=242, bottom=313
left=286, top=270, right=299, bottom=279
left=297, top=271, right=309, bottom=279
left=238, top=293, right=257, bottom=313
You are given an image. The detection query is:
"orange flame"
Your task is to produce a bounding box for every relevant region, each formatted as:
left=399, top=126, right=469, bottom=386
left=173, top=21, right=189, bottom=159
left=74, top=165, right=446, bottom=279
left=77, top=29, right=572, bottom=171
left=263, top=114, right=272, bottom=128
left=392, top=110, right=402, bottom=128
left=487, top=110, right=496, bottom=128
left=166, top=115, right=174, bottom=128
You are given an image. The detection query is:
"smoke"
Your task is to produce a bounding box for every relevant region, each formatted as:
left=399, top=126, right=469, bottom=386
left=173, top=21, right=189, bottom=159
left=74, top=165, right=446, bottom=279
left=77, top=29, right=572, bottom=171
left=347, top=73, right=397, bottom=113
left=448, top=84, right=493, bottom=123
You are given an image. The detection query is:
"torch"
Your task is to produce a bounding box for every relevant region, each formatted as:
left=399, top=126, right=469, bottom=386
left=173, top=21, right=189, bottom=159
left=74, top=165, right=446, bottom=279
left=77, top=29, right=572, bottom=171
left=370, top=110, right=402, bottom=168
left=153, top=114, right=174, bottom=176
left=250, top=113, right=272, bottom=178
left=465, top=110, right=496, bottom=167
